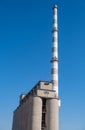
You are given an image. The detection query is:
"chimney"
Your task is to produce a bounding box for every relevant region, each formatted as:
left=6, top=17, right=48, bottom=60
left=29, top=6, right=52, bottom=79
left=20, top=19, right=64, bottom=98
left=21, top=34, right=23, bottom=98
left=51, top=5, right=58, bottom=97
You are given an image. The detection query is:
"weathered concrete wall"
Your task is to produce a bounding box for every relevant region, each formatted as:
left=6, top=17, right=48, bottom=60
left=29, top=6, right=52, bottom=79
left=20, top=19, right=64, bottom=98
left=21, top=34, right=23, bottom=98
left=46, top=99, right=59, bottom=130
left=12, top=96, right=42, bottom=130
left=31, top=96, right=42, bottom=130
left=12, top=95, right=33, bottom=130
left=37, top=89, right=56, bottom=98
left=39, top=82, right=52, bottom=90
left=12, top=81, right=59, bottom=130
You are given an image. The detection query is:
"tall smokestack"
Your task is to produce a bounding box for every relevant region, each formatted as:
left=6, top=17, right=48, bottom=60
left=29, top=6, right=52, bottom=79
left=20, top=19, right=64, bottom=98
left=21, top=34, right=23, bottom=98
left=51, top=5, right=58, bottom=96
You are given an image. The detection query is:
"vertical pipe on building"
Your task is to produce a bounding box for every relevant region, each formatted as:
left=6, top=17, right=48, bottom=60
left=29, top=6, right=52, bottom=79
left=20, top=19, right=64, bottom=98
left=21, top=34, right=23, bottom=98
left=31, top=96, right=42, bottom=130
left=51, top=5, right=58, bottom=97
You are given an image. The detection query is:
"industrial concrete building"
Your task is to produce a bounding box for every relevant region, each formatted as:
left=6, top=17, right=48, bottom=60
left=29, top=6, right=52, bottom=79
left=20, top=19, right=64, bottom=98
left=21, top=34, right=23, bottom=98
left=12, top=5, right=60, bottom=130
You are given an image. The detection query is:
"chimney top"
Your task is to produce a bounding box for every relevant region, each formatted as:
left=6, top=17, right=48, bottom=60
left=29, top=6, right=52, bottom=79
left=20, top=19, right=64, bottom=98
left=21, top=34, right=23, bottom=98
left=53, top=4, right=58, bottom=9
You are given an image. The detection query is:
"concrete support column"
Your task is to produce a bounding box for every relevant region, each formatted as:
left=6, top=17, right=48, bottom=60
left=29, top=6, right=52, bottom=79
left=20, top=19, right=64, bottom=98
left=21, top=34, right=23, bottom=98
left=31, top=96, right=42, bottom=130
left=46, top=99, right=59, bottom=130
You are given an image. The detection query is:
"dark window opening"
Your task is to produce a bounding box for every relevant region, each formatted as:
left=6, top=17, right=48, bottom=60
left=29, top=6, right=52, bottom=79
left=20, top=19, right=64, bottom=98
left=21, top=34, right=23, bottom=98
left=42, top=98, right=46, bottom=112
left=42, top=98, right=46, bottom=129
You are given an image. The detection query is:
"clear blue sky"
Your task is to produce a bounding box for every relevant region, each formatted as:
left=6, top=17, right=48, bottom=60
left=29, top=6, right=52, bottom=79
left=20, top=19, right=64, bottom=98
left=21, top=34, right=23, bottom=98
left=0, top=0, right=85, bottom=130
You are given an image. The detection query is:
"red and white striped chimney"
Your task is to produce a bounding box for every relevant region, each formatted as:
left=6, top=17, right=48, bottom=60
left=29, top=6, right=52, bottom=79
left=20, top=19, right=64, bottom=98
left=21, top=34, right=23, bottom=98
left=51, top=5, right=58, bottom=96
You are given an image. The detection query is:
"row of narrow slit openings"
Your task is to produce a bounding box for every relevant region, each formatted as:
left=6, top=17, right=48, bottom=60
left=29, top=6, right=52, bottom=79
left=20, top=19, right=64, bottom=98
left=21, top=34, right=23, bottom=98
left=42, top=98, right=46, bottom=130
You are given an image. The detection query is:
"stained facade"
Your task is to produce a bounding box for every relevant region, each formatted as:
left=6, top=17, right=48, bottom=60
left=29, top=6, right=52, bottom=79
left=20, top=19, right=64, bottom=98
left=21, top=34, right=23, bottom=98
left=12, top=81, right=60, bottom=130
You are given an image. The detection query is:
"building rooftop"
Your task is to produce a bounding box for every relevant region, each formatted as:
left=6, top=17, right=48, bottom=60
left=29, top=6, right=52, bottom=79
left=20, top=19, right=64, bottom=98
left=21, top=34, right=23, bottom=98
left=14, top=80, right=59, bottom=113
